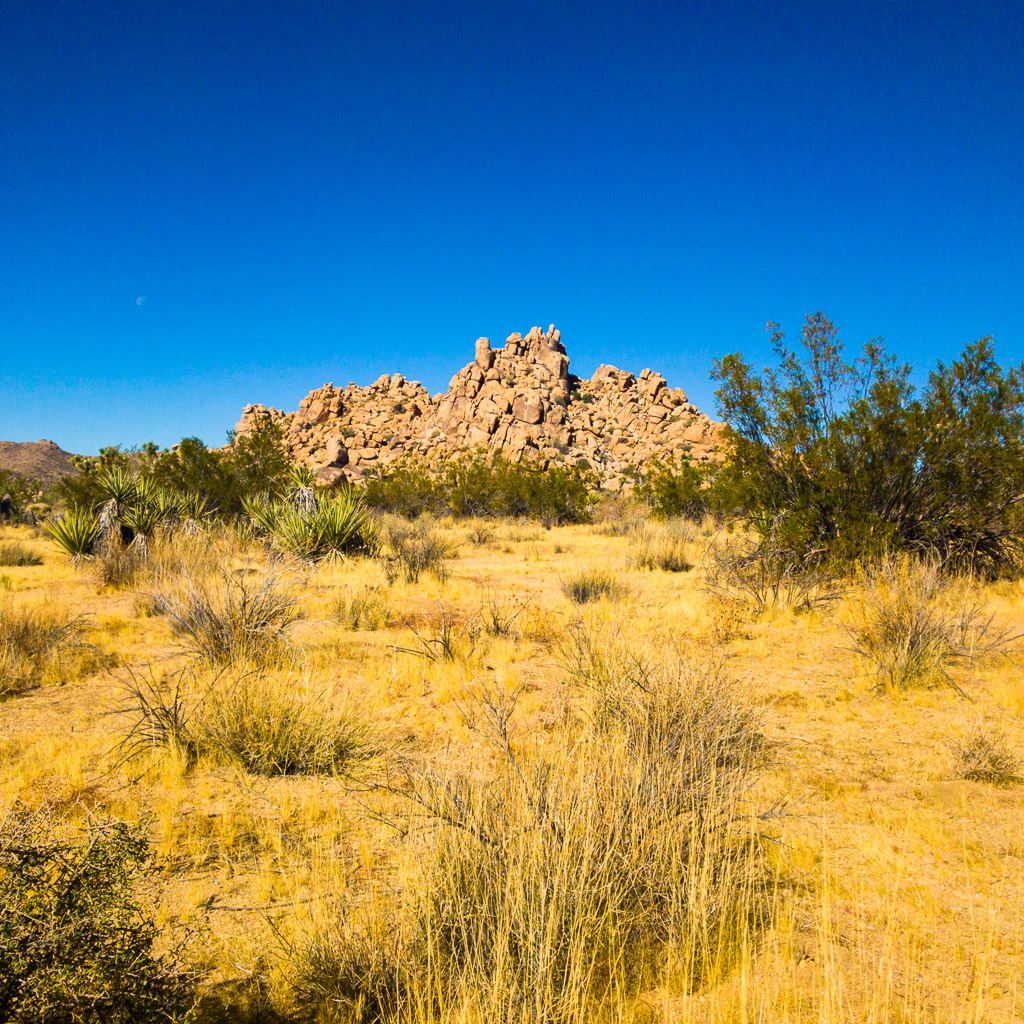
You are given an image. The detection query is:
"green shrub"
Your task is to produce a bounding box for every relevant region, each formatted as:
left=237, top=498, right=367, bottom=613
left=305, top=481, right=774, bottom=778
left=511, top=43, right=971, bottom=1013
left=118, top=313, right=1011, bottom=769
left=713, top=313, right=1024, bottom=576
left=0, top=806, right=194, bottom=1021
left=632, top=456, right=713, bottom=520
left=364, top=451, right=599, bottom=523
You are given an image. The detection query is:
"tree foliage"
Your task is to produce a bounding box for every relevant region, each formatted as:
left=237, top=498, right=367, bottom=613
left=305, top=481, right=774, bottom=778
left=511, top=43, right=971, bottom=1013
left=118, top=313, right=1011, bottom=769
left=712, top=312, right=1024, bottom=576
left=362, top=451, right=599, bottom=523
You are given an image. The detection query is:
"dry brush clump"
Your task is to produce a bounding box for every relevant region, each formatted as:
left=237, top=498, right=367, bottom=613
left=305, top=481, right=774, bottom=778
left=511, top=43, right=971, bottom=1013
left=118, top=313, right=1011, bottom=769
left=949, top=722, right=1022, bottom=785
left=846, top=556, right=1018, bottom=691
left=148, top=567, right=302, bottom=667
left=0, top=541, right=43, bottom=567
left=116, top=665, right=376, bottom=777
left=0, top=602, right=94, bottom=697
left=704, top=526, right=843, bottom=615
left=629, top=520, right=695, bottom=573
left=560, top=566, right=628, bottom=604
left=285, top=644, right=768, bottom=1022
left=380, top=517, right=455, bottom=584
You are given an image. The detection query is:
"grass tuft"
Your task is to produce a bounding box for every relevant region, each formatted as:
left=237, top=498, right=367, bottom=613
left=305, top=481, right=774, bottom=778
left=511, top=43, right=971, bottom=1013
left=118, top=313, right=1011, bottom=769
left=149, top=569, right=302, bottom=666
left=0, top=541, right=43, bottom=567
left=560, top=567, right=628, bottom=604
left=950, top=723, right=1022, bottom=785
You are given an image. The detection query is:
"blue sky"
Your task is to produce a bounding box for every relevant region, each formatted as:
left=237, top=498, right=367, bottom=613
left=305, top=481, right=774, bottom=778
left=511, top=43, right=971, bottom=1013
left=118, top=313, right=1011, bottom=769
left=2, top=0, right=1021, bottom=454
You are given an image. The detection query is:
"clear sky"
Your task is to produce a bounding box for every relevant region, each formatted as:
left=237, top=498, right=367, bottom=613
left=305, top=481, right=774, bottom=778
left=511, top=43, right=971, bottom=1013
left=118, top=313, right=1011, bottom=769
left=2, top=0, right=1022, bottom=455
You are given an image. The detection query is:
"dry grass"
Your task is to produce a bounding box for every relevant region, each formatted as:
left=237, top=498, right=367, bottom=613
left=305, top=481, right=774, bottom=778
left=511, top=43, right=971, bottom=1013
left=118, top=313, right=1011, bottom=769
left=0, top=602, right=94, bottom=696
left=560, top=566, right=628, bottom=604
left=1, top=520, right=1023, bottom=1023
left=0, top=541, right=43, bottom=567
left=847, top=556, right=1017, bottom=691
left=148, top=568, right=302, bottom=666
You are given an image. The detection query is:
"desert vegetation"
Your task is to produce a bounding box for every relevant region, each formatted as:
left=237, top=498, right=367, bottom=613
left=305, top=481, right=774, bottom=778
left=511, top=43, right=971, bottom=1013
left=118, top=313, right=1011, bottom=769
left=1, top=316, right=1023, bottom=1021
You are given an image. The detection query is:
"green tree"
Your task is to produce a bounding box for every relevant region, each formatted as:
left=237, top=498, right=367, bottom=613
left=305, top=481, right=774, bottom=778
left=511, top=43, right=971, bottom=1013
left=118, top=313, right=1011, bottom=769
left=712, top=313, right=1024, bottom=575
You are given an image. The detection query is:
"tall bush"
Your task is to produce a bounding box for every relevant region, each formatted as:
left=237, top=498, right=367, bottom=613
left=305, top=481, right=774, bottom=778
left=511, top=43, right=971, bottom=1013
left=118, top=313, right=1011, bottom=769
left=713, top=313, right=1024, bottom=576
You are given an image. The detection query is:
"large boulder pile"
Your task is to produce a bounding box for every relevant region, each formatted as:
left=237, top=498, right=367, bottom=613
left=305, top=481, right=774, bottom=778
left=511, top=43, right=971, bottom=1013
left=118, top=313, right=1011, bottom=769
left=235, top=325, right=723, bottom=488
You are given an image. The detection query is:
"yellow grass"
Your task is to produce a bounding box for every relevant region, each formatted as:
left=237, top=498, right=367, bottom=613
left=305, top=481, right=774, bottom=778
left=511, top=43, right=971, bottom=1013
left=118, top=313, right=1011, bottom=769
left=1, top=519, right=1022, bottom=1022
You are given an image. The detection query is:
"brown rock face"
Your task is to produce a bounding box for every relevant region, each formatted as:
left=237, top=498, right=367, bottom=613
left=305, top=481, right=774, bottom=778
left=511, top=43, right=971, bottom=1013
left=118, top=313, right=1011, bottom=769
left=233, top=325, right=724, bottom=488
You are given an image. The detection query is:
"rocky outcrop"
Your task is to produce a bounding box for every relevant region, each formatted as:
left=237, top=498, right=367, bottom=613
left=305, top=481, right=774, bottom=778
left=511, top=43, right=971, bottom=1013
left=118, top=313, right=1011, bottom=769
left=235, top=325, right=724, bottom=488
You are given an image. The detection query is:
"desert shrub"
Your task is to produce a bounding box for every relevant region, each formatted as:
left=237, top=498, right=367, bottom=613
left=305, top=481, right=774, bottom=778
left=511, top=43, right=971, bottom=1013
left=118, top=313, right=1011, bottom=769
left=331, top=585, right=394, bottom=630
left=282, top=915, right=408, bottom=1022
left=0, top=805, right=194, bottom=1021
left=714, top=313, right=1024, bottom=576
left=149, top=421, right=293, bottom=517
left=0, top=470, right=37, bottom=524
left=382, top=519, right=454, bottom=584
left=847, top=556, right=1016, bottom=691
left=0, top=604, right=91, bottom=696
left=42, top=507, right=101, bottom=559
left=560, top=567, right=627, bottom=604
left=336, top=663, right=765, bottom=1021
left=630, top=521, right=694, bottom=572
left=632, top=456, right=715, bottom=520
left=364, top=451, right=599, bottom=524
left=195, top=672, right=374, bottom=776
left=950, top=723, right=1022, bottom=785
left=95, top=537, right=150, bottom=590
left=704, top=526, right=842, bottom=615
left=117, top=666, right=375, bottom=777
left=0, top=542, right=42, bottom=567
left=149, top=569, right=301, bottom=666
left=478, top=588, right=526, bottom=639
left=393, top=603, right=476, bottom=662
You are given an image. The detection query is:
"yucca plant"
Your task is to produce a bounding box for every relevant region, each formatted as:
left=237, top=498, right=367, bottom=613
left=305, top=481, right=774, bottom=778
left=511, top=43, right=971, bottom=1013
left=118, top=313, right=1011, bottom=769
left=287, top=464, right=319, bottom=515
left=271, top=492, right=376, bottom=560
left=121, top=501, right=165, bottom=541
left=96, top=467, right=139, bottom=513
left=43, top=509, right=101, bottom=560
left=176, top=491, right=214, bottom=530
left=241, top=493, right=281, bottom=535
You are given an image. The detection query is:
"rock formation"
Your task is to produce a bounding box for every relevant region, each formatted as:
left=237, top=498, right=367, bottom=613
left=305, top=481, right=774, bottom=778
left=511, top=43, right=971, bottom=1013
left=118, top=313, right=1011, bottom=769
left=235, top=325, right=724, bottom=488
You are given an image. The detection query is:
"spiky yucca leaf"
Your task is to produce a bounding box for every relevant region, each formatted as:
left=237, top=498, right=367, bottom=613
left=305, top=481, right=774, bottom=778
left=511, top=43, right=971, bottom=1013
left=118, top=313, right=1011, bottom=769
left=242, top=493, right=281, bottom=535
left=121, top=500, right=164, bottom=539
left=42, top=508, right=101, bottom=559
left=96, top=467, right=139, bottom=509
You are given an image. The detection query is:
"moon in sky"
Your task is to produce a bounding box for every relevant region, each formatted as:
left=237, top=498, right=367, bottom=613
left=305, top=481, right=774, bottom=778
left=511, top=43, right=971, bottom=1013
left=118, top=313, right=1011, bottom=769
left=136, top=296, right=146, bottom=306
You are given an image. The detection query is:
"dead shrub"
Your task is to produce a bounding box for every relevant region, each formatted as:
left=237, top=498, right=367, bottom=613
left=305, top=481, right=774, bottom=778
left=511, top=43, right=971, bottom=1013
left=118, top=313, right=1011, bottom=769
left=0, top=603, right=93, bottom=696
left=0, top=542, right=43, bottom=567
left=705, top=528, right=842, bottom=615
left=949, top=723, right=1022, bottom=785
left=148, top=569, right=301, bottom=667
left=847, top=556, right=1017, bottom=691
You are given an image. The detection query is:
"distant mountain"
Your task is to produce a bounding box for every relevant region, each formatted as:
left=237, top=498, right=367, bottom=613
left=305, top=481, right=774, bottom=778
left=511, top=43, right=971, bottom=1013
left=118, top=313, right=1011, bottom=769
left=0, top=440, right=79, bottom=487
